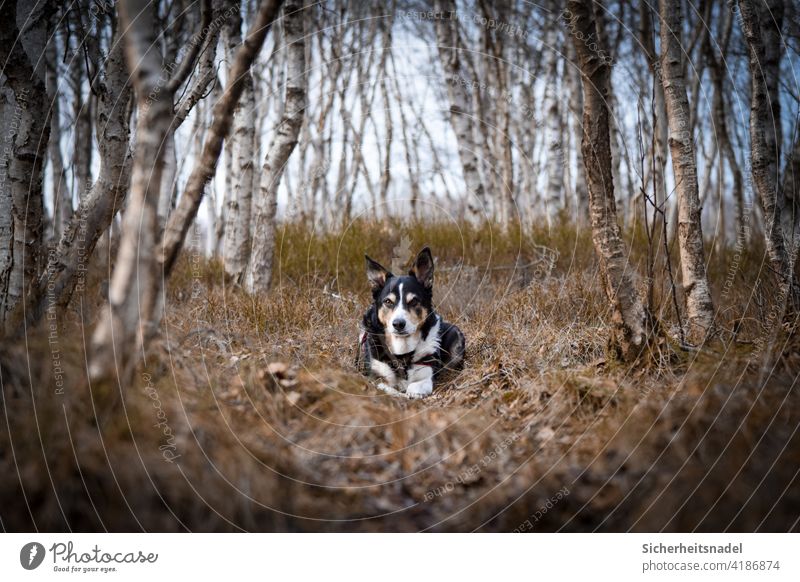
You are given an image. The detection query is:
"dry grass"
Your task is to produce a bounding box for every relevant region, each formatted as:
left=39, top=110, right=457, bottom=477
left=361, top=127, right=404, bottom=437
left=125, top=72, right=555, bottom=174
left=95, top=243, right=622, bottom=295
left=1, top=220, right=798, bottom=531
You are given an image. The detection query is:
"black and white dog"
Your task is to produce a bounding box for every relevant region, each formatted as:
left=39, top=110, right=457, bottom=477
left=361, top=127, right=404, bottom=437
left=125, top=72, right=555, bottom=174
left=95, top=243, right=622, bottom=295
left=357, top=247, right=465, bottom=398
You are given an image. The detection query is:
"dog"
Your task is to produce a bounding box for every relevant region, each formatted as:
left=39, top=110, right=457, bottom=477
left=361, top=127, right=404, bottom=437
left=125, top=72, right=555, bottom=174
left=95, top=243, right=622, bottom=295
left=356, top=247, right=465, bottom=398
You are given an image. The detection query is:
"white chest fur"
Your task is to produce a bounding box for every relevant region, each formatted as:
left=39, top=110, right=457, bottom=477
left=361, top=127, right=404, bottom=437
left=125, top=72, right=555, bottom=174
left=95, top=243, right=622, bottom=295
left=374, top=316, right=441, bottom=397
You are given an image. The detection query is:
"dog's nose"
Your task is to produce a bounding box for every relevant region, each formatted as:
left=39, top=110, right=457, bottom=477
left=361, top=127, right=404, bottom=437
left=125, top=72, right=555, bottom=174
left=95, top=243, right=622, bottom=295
left=392, top=319, right=406, bottom=331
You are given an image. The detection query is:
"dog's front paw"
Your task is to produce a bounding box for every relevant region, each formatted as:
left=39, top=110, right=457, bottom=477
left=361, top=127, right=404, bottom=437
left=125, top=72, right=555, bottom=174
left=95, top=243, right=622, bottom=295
left=406, top=378, right=433, bottom=399
left=377, top=382, right=402, bottom=396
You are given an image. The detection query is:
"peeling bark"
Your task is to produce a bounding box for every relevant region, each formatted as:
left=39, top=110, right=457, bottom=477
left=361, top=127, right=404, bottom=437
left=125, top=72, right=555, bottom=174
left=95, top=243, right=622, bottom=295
left=738, top=0, right=796, bottom=297
left=10, top=20, right=132, bottom=336
left=223, top=72, right=256, bottom=284
left=566, top=0, right=647, bottom=360
left=659, top=0, right=715, bottom=343
left=0, top=1, right=53, bottom=330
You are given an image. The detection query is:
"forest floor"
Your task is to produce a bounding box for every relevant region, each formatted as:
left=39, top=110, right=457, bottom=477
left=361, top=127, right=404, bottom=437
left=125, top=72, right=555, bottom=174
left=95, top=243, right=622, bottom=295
left=2, top=220, right=799, bottom=531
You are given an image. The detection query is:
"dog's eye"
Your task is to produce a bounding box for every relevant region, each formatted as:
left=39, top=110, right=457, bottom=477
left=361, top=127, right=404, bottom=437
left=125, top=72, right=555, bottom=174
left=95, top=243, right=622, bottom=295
left=407, top=298, right=418, bottom=307
left=383, top=299, right=394, bottom=308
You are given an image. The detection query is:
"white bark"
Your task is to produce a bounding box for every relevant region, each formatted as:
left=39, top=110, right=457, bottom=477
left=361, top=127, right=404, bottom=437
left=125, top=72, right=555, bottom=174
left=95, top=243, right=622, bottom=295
left=90, top=0, right=175, bottom=380
left=248, top=0, right=307, bottom=293
left=11, top=21, right=132, bottom=335
left=543, top=15, right=564, bottom=227
left=223, top=72, right=256, bottom=283
left=659, top=0, right=715, bottom=343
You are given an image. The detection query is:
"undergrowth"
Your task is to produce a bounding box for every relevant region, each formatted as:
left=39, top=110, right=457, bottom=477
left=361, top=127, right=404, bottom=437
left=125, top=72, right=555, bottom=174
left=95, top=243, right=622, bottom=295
left=1, top=219, right=797, bottom=531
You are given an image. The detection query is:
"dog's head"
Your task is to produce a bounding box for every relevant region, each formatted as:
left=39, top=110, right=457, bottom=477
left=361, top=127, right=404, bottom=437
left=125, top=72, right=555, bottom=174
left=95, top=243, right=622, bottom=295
left=365, top=247, right=435, bottom=355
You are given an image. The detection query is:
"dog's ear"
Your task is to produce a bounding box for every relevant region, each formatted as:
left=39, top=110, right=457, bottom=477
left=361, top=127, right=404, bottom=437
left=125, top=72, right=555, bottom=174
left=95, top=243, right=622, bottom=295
left=365, top=255, right=391, bottom=292
left=409, top=247, right=434, bottom=289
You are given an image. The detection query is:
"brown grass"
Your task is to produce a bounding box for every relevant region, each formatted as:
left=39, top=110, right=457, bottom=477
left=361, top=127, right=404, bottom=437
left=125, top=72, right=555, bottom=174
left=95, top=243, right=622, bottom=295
left=1, top=220, right=798, bottom=531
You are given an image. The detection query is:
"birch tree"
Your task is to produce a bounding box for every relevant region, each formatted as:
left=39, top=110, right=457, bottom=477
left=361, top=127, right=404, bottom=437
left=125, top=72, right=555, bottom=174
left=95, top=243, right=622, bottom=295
left=738, top=0, right=798, bottom=303
left=158, top=0, right=218, bottom=228
left=566, top=0, right=647, bottom=359
left=90, top=0, right=176, bottom=379
left=11, top=1, right=228, bottom=335
left=0, top=1, right=52, bottom=330
left=638, top=3, right=668, bottom=236
left=479, top=0, right=514, bottom=225
left=565, top=39, right=588, bottom=226
left=223, top=73, right=256, bottom=284
left=543, top=8, right=564, bottom=226
left=705, top=8, right=745, bottom=241
left=247, top=0, right=307, bottom=293
left=160, top=0, right=285, bottom=276
left=658, top=0, right=715, bottom=343
left=9, top=17, right=132, bottom=335
left=433, top=0, right=488, bottom=219
left=69, top=12, right=93, bottom=205
left=223, top=4, right=257, bottom=284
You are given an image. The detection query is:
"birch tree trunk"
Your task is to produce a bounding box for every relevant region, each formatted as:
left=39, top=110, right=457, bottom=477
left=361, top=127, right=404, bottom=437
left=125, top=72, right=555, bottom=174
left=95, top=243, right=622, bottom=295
left=377, top=11, right=395, bottom=215
left=594, top=8, right=626, bottom=224
left=223, top=73, right=256, bottom=284
left=658, top=0, right=715, bottom=343
left=705, top=9, right=744, bottom=243
left=90, top=0, right=175, bottom=380
left=477, top=0, right=513, bottom=225
left=638, top=3, right=668, bottom=236
left=543, top=13, right=564, bottom=227
left=433, top=0, right=487, bottom=219
left=220, top=5, right=242, bottom=253
left=248, top=0, right=307, bottom=293
left=159, top=3, right=225, bottom=231
left=566, top=0, right=647, bottom=360
left=0, top=1, right=52, bottom=331
left=70, top=47, right=93, bottom=204
left=565, top=40, right=589, bottom=226
left=737, top=0, right=796, bottom=299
